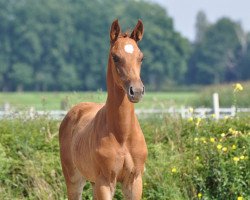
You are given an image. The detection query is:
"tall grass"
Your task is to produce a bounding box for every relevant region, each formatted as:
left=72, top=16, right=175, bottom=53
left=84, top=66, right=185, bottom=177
left=0, top=114, right=249, bottom=199
left=193, top=81, right=250, bottom=107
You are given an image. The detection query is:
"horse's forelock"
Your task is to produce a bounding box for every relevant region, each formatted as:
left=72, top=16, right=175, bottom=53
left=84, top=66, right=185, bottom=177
left=119, top=31, right=131, bottom=38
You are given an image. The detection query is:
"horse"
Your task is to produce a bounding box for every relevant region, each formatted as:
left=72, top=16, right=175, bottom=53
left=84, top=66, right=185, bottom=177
left=59, top=19, right=147, bottom=200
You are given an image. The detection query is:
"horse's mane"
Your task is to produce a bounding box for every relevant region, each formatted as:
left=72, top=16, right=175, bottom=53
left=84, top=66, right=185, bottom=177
left=119, top=31, right=131, bottom=38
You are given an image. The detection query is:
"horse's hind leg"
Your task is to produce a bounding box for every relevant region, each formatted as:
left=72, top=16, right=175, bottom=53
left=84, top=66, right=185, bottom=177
left=62, top=163, right=85, bottom=200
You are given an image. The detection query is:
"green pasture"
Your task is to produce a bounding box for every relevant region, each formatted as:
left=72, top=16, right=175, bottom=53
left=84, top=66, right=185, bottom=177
left=0, top=115, right=249, bottom=199
left=1, top=82, right=250, bottom=111
left=0, top=91, right=198, bottom=110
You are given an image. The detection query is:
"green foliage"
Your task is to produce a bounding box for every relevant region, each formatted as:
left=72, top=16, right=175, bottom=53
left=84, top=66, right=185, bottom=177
left=188, top=15, right=250, bottom=85
left=0, top=114, right=249, bottom=199
left=185, top=116, right=250, bottom=200
left=193, top=81, right=250, bottom=107
left=0, top=0, right=190, bottom=91
left=1, top=1, right=250, bottom=91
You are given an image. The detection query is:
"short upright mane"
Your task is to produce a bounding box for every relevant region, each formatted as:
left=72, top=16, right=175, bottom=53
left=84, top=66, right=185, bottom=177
left=119, top=31, right=130, bottom=38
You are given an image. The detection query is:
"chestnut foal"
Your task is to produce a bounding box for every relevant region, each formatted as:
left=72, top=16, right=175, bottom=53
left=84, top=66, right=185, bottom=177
left=59, top=19, right=147, bottom=200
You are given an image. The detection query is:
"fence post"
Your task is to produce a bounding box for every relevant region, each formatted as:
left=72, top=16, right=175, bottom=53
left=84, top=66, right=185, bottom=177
left=181, top=106, right=186, bottom=118
left=4, top=102, right=10, bottom=112
left=231, top=106, right=236, bottom=117
left=213, top=93, right=220, bottom=120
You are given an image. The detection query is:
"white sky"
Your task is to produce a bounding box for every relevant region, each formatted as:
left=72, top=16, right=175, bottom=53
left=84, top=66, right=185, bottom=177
left=151, top=0, right=250, bottom=41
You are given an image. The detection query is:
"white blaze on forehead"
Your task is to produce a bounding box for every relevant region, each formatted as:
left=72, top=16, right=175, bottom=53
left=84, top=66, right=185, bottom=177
left=124, top=44, right=134, bottom=54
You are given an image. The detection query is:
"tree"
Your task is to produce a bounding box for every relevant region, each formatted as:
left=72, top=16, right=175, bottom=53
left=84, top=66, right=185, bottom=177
left=195, top=11, right=209, bottom=43
left=8, top=63, right=33, bottom=91
left=0, top=0, right=192, bottom=91
left=187, top=17, right=244, bottom=84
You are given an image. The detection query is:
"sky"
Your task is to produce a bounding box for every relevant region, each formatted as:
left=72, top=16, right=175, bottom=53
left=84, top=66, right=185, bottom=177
left=151, top=0, right=250, bottom=41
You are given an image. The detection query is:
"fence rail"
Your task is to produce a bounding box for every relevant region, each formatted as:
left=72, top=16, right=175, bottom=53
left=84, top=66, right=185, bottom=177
left=1, top=93, right=250, bottom=120
left=1, top=107, right=250, bottom=120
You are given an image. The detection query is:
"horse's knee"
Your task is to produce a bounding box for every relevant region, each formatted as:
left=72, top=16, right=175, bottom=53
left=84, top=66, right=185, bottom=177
left=94, top=175, right=116, bottom=200
left=66, top=176, right=86, bottom=200
left=122, top=176, right=143, bottom=200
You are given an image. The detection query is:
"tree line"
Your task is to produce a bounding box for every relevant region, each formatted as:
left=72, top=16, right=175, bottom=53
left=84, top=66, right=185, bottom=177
left=0, top=0, right=249, bottom=91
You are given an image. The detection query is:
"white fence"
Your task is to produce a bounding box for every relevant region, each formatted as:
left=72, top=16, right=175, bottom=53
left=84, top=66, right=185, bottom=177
left=1, top=93, right=249, bottom=120
left=0, top=107, right=250, bottom=120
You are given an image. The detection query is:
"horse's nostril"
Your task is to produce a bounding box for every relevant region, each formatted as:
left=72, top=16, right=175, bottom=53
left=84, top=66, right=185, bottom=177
left=129, top=86, right=134, bottom=96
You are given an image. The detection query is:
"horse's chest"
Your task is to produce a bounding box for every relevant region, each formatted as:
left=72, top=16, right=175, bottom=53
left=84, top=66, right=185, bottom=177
left=96, top=147, right=141, bottom=177
left=117, top=148, right=146, bottom=182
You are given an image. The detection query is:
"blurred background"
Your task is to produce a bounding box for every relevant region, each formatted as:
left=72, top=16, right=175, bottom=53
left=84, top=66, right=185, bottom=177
left=1, top=0, right=249, bottom=92
left=1, top=2, right=250, bottom=199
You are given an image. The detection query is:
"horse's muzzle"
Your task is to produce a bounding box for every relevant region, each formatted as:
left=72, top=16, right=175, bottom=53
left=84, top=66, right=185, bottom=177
left=126, top=81, right=145, bottom=103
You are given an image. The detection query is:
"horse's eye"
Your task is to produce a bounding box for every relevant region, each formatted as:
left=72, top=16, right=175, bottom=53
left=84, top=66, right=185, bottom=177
left=112, top=55, right=120, bottom=63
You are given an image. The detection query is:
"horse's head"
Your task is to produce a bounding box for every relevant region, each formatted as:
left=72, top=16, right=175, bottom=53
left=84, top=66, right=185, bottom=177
left=109, top=19, right=144, bottom=103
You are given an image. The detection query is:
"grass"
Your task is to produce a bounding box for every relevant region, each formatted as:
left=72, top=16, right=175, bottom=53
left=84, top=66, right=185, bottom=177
left=0, top=91, right=198, bottom=110
left=1, top=81, right=249, bottom=111
left=193, top=81, right=250, bottom=107
left=0, top=115, right=249, bottom=199
left=1, top=82, right=249, bottom=199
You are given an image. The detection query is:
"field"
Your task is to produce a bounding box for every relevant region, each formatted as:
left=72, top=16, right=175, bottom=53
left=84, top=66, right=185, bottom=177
left=1, top=81, right=250, bottom=111
left=0, top=91, right=198, bottom=110
left=0, top=83, right=250, bottom=199
left=0, top=115, right=249, bottom=199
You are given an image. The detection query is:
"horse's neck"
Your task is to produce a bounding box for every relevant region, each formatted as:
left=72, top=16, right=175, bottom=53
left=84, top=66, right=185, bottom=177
left=105, top=56, right=135, bottom=143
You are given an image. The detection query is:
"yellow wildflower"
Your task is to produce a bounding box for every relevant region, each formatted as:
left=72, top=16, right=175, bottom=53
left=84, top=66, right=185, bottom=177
left=221, top=133, right=226, bottom=137
left=234, top=131, right=239, bottom=135
left=234, top=83, right=243, bottom=92
left=237, top=196, right=243, bottom=200
left=232, top=145, right=237, bottom=150
left=222, top=147, right=227, bottom=152
left=200, top=137, right=207, bottom=144
left=196, top=118, right=202, bottom=127
left=171, top=167, right=177, bottom=173
left=196, top=156, right=200, bottom=160
left=210, top=137, right=215, bottom=143
left=194, top=137, right=199, bottom=142
left=240, top=155, right=245, bottom=160
left=189, top=107, right=194, bottom=113
left=233, top=157, right=240, bottom=162
left=217, top=144, right=222, bottom=150
left=188, top=117, right=193, bottom=122
left=197, top=193, right=202, bottom=199
left=229, top=128, right=239, bottom=135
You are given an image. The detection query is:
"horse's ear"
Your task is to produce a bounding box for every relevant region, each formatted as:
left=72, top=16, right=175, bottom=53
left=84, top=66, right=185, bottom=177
left=130, top=19, right=144, bottom=42
left=110, top=19, right=121, bottom=43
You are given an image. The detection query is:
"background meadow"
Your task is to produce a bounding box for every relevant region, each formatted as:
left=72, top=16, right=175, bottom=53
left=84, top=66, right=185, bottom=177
left=0, top=82, right=250, bottom=199
left=0, top=114, right=249, bottom=199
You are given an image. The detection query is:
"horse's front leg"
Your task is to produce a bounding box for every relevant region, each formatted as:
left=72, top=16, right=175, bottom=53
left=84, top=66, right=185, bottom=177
left=94, top=174, right=116, bottom=200
left=122, top=174, right=143, bottom=200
